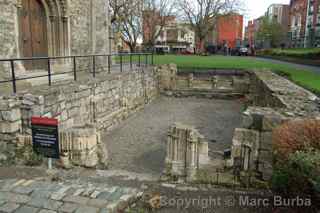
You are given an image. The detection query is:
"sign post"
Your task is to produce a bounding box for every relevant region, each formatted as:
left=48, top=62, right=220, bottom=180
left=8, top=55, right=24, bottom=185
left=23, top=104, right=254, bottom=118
left=31, top=117, right=60, bottom=170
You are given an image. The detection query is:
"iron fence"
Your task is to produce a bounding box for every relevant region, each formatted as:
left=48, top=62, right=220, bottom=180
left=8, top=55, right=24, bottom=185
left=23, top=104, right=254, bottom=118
left=0, top=52, right=154, bottom=94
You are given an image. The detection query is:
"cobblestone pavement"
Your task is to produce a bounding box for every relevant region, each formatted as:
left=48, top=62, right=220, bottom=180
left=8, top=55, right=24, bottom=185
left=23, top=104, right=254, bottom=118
left=103, top=97, right=243, bottom=175
left=0, top=177, right=142, bottom=213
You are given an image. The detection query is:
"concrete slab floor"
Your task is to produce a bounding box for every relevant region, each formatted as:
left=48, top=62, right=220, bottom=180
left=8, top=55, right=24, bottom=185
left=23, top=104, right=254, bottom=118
left=103, top=96, right=243, bottom=176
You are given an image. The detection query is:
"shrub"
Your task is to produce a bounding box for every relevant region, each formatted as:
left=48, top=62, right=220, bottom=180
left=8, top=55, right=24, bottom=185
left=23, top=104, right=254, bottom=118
left=272, top=150, right=320, bottom=198
left=272, top=119, right=320, bottom=161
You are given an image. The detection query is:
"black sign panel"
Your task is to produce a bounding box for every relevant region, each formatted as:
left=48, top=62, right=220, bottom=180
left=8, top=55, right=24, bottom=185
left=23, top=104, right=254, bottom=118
left=31, top=117, right=60, bottom=159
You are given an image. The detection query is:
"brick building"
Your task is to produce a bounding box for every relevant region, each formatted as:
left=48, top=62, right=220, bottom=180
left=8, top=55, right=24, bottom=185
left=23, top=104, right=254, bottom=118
left=244, top=17, right=263, bottom=48
left=216, top=14, right=243, bottom=48
left=289, top=0, right=308, bottom=47
left=0, top=0, right=110, bottom=77
left=305, top=0, right=320, bottom=47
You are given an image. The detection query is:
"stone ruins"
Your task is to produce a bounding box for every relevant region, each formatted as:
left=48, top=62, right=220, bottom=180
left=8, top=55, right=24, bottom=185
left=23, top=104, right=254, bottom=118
left=0, top=62, right=319, bottom=187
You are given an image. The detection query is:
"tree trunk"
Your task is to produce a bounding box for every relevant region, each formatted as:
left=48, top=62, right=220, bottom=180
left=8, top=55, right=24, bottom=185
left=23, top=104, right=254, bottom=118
left=196, top=38, right=205, bottom=54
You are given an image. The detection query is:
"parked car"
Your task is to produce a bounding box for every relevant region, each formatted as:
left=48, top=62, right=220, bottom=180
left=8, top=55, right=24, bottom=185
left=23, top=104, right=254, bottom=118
left=239, top=47, right=248, bottom=56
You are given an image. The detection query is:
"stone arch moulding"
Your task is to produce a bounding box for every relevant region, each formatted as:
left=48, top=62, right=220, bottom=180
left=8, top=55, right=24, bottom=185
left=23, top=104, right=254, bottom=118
left=17, top=0, right=70, bottom=58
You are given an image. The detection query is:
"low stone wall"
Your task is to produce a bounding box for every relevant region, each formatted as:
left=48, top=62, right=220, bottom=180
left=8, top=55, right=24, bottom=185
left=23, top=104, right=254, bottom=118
left=156, top=64, right=250, bottom=99
left=0, top=66, right=158, bottom=166
left=230, top=70, right=320, bottom=182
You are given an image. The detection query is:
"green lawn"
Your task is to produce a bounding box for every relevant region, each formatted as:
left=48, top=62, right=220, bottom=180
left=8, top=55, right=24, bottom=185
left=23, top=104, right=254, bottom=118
left=152, top=55, right=320, bottom=94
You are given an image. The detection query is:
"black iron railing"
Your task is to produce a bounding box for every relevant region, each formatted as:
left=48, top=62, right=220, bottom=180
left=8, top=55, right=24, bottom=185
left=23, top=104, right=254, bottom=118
left=0, top=52, right=154, bottom=94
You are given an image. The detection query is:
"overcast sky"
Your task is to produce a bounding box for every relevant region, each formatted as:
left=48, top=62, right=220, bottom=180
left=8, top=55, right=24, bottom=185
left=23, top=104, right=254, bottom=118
left=245, top=0, right=290, bottom=23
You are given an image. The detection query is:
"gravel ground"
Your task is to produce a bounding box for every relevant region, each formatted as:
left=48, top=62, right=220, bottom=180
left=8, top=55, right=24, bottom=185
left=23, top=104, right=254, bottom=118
left=103, top=96, right=243, bottom=176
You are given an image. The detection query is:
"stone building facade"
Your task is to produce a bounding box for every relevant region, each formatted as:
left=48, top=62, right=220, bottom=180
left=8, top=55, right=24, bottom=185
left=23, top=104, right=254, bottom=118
left=0, top=0, right=110, bottom=77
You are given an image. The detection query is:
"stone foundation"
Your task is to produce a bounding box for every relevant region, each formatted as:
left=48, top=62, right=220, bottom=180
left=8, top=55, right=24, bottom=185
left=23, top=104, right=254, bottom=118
left=158, top=65, right=320, bottom=186
left=156, top=64, right=250, bottom=99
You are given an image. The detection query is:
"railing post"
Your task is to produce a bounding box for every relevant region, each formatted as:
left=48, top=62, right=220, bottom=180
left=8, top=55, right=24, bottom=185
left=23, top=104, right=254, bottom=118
left=108, top=55, right=111, bottom=74
left=120, top=54, right=123, bottom=72
left=92, top=55, right=96, bottom=77
left=73, top=56, right=77, bottom=81
left=47, top=58, right=52, bottom=86
left=130, top=54, right=132, bottom=70
left=152, top=52, right=154, bottom=65
left=10, top=60, right=17, bottom=94
left=138, top=54, right=141, bottom=67
left=145, top=54, right=148, bottom=66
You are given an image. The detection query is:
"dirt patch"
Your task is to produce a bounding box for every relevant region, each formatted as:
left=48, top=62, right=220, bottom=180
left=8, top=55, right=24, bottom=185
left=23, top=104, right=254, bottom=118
left=103, top=96, right=243, bottom=175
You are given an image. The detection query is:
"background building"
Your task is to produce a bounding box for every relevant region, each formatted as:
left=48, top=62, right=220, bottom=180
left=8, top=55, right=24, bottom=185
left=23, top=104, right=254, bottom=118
left=154, top=21, right=195, bottom=53
left=289, top=0, right=308, bottom=47
left=216, top=14, right=243, bottom=48
left=266, top=4, right=290, bottom=28
left=305, top=0, right=320, bottom=47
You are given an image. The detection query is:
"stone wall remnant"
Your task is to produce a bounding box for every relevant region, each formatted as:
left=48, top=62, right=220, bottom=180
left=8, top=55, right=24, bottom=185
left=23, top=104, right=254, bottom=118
left=0, top=67, right=158, bottom=166
left=229, top=70, right=320, bottom=182
left=164, top=123, right=209, bottom=182
left=156, top=66, right=250, bottom=98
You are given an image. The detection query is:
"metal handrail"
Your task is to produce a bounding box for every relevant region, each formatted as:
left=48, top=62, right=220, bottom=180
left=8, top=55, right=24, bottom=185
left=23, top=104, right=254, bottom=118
left=0, top=52, right=154, bottom=94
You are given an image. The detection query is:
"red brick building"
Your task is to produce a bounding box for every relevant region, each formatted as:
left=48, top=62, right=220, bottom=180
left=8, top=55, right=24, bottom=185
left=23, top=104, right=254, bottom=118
left=216, top=14, right=243, bottom=48
left=289, top=0, right=308, bottom=47
left=245, top=20, right=256, bottom=48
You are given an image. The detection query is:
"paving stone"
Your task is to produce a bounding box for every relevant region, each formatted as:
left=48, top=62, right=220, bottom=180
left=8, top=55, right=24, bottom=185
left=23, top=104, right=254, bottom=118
left=0, top=179, right=18, bottom=192
left=14, top=205, right=39, bottom=213
left=31, top=190, right=51, bottom=199
left=87, top=198, right=109, bottom=208
left=58, top=202, right=79, bottom=213
left=63, top=196, right=89, bottom=205
left=72, top=189, right=85, bottom=196
left=106, top=188, right=124, bottom=202
left=74, top=206, right=99, bottom=213
left=22, top=180, right=35, bottom=187
left=13, top=186, right=34, bottom=195
left=28, top=198, right=62, bottom=210
left=97, top=188, right=117, bottom=200
left=38, top=210, right=57, bottom=213
left=99, top=208, right=109, bottom=213
left=8, top=193, right=31, bottom=204
left=0, top=202, right=20, bottom=213
left=50, top=184, right=71, bottom=201
left=82, top=188, right=96, bottom=197
left=12, top=180, right=27, bottom=187
left=89, top=191, right=100, bottom=199
left=42, top=199, right=63, bottom=211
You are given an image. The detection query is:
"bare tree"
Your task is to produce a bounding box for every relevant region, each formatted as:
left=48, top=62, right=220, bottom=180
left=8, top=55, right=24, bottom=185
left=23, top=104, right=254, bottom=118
left=110, top=0, right=128, bottom=24
left=110, top=0, right=143, bottom=52
left=179, top=0, right=243, bottom=53
left=142, top=0, right=177, bottom=49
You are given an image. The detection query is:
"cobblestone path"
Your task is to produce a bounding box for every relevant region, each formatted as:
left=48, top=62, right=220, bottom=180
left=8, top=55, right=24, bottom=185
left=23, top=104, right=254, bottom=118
left=0, top=177, right=141, bottom=213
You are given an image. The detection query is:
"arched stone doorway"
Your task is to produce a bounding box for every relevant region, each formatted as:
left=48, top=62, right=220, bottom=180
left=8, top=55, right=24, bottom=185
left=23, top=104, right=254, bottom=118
left=18, top=0, right=69, bottom=70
